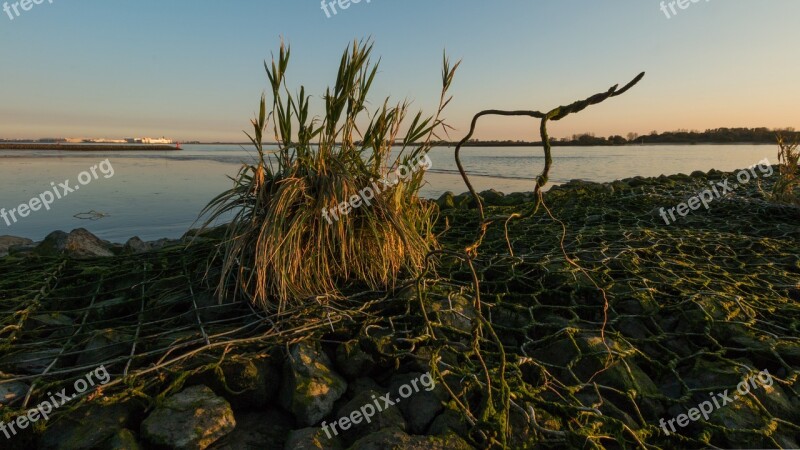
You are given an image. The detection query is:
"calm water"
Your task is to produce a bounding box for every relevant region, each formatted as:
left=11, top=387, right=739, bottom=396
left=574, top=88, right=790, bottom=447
left=0, top=144, right=779, bottom=242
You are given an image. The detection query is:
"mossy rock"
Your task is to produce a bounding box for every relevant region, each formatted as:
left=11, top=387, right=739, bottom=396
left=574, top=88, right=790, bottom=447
left=141, top=385, right=236, bottom=450
left=332, top=388, right=407, bottom=446
left=283, top=426, right=343, bottom=450
left=40, top=401, right=142, bottom=450
left=280, top=342, right=347, bottom=426
left=435, top=192, right=456, bottom=210
left=106, top=429, right=142, bottom=449
left=190, top=353, right=279, bottom=409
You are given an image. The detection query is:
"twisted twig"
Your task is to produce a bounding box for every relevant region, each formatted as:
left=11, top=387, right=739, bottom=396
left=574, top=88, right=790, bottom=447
left=454, top=72, right=645, bottom=229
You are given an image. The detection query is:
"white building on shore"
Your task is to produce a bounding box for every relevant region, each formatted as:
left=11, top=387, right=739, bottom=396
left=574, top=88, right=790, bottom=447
left=141, top=137, right=173, bottom=144
left=124, top=137, right=174, bottom=144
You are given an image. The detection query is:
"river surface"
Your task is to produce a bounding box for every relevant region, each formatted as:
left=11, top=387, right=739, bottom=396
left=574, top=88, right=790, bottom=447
left=0, top=144, right=778, bottom=242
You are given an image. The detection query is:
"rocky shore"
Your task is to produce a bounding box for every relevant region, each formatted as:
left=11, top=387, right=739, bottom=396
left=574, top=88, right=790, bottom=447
left=0, top=168, right=798, bottom=449
left=0, top=230, right=185, bottom=259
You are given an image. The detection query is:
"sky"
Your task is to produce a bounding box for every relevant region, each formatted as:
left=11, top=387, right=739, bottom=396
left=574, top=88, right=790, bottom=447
left=0, top=0, right=798, bottom=142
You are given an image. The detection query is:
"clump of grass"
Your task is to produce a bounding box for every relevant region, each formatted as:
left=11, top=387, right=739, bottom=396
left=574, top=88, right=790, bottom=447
left=771, top=134, right=800, bottom=204
left=200, top=40, right=458, bottom=313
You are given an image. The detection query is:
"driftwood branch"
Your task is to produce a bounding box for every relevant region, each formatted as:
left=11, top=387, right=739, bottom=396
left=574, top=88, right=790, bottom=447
left=454, top=72, right=645, bottom=225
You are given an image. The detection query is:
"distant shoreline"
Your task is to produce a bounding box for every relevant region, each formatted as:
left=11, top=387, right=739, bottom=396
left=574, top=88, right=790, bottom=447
left=0, top=143, right=180, bottom=151
left=180, top=141, right=779, bottom=147
left=0, top=140, right=786, bottom=149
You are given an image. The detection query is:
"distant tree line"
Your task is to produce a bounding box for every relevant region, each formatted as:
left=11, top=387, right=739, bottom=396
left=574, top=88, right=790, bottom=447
left=429, top=127, right=799, bottom=147
left=635, top=127, right=799, bottom=144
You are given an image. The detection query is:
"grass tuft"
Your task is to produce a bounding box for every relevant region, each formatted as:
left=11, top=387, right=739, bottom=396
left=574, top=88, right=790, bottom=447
left=199, top=39, right=458, bottom=313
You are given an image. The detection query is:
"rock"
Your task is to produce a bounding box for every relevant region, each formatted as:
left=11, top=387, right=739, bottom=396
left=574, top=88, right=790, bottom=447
left=26, top=313, right=75, bottom=337
left=34, top=229, right=114, bottom=258
left=532, top=334, right=665, bottom=420
left=346, top=377, right=382, bottom=396
left=708, top=391, right=793, bottom=448
left=593, top=359, right=664, bottom=421
left=506, top=401, right=544, bottom=449
left=608, top=180, right=629, bottom=192
left=1, top=349, right=61, bottom=374
left=627, top=176, right=647, bottom=187
left=579, top=391, right=636, bottom=430
left=429, top=293, right=476, bottom=334
left=0, top=236, right=33, bottom=258
left=428, top=409, right=469, bottom=437
left=210, top=409, right=294, bottom=450
left=616, top=316, right=654, bottom=341
left=681, top=359, right=744, bottom=392
left=435, top=192, right=456, bottom=210
left=776, top=342, right=800, bottom=366
left=123, top=237, right=150, bottom=254
left=504, top=191, right=534, bottom=206
left=490, top=306, right=529, bottom=330
left=77, top=329, right=130, bottom=367
left=280, top=342, right=347, bottom=426
left=40, top=402, right=140, bottom=450
left=146, top=238, right=182, bottom=251
left=106, top=429, right=142, bottom=450
left=348, top=428, right=474, bottom=450
left=88, top=297, right=136, bottom=321
left=690, top=170, right=706, bottom=178
left=669, top=173, right=693, bottom=182
left=749, top=377, right=800, bottom=423
left=406, top=348, right=462, bottom=384
left=571, top=179, right=613, bottom=193
left=479, top=189, right=505, bottom=206
left=389, top=372, right=445, bottom=434
left=331, top=389, right=407, bottom=445
left=192, top=354, right=278, bottom=409
left=452, top=192, right=475, bottom=209
left=141, top=385, right=236, bottom=450
left=335, top=340, right=377, bottom=380
left=358, top=326, right=402, bottom=359
left=0, top=380, right=29, bottom=405
left=284, top=427, right=343, bottom=450
left=671, top=363, right=800, bottom=446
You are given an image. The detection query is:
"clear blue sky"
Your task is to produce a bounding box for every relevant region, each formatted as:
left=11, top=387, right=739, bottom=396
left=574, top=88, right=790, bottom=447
left=1, top=0, right=798, bottom=141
